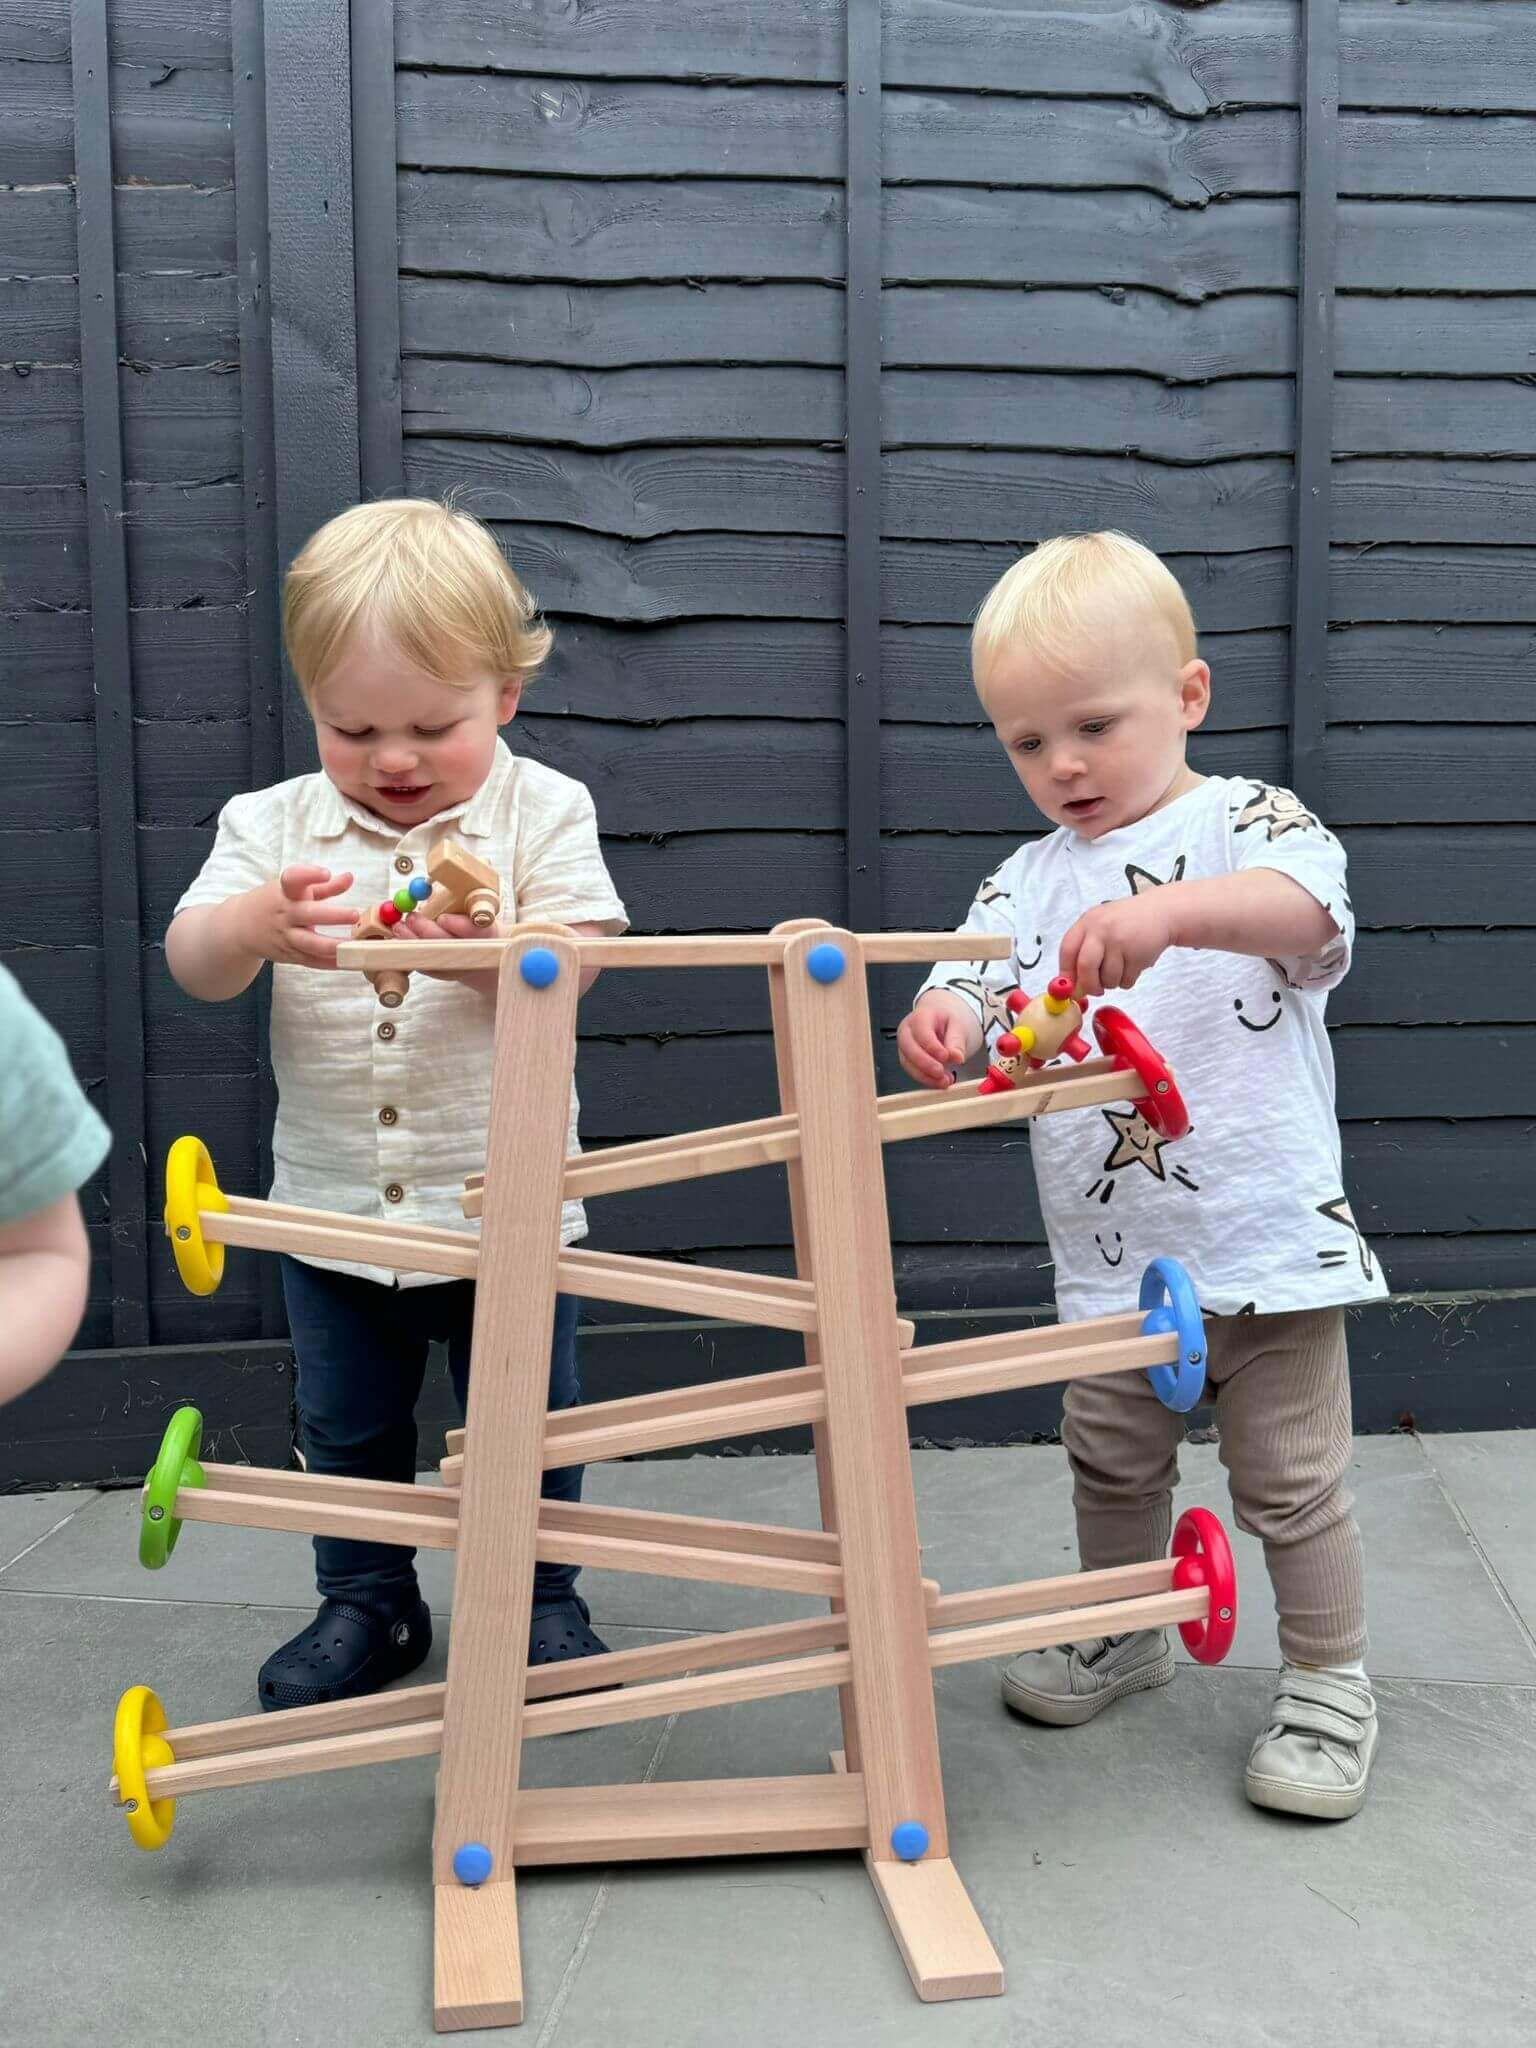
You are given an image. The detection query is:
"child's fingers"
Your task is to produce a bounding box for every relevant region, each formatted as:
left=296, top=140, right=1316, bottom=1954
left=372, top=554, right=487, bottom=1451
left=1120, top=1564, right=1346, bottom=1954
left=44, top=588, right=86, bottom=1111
left=287, top=929, right=345, bottom=966
left=308, top=870, right=355, bottom=901
left=1058, top=924, right=1082, bottom=988
left=291, top=901, right=360, bottom=929
left=401, top=912, right=450, bottom=940
left=279, top=864, right=331, bottom=900
left=1071, top=935, right=1106, bottom=997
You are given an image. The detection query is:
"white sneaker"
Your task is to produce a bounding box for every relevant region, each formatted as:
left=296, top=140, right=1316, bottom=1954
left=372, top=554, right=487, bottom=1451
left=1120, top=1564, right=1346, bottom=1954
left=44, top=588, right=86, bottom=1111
left=1245, top=1666, right=1378, bottom=1819
left=1000, top=1628, right=1174, bottom=1727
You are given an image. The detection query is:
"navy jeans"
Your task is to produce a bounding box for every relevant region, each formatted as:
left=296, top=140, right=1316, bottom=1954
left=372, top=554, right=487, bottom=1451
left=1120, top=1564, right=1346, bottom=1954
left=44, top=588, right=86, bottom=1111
left=280, top=1257, right=583, bottom=1609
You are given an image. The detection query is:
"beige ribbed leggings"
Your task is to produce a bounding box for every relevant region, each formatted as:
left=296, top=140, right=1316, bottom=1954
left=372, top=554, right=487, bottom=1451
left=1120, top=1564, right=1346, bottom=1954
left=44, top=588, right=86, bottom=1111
left=1062, top=1307, right=1366, bottom=1667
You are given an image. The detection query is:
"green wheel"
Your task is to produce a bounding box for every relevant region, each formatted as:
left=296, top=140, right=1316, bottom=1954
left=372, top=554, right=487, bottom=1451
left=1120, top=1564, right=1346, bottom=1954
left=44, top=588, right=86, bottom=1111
left=139, top=1406, right=205, bottom=1570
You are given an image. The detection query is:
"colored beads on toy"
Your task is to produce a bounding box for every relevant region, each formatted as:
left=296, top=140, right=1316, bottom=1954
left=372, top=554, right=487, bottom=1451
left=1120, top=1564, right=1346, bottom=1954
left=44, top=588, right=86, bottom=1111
left=393, top=887, right=415, bottom=915
left=377, top=901, right=403, bottom=927
left=890, top=1821, right=929, bottom=1862
left=408, top=874, right=432, bottom=903
left=520, top=947, right=560, bottom=988
left=453, top=1842, right=494, bottom=1886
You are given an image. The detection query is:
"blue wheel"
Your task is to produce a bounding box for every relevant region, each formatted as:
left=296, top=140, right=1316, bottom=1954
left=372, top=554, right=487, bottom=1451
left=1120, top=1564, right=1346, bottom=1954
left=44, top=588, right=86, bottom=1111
left=1138, top=1257, right=1207, bottom=1412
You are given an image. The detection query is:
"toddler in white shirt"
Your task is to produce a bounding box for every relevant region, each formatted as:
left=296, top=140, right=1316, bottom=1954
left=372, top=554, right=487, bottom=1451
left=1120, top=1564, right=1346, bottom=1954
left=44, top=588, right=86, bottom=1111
left=167, top=500, right=627, bottom=1710
left=899, top=532, right=1385, bottom=1819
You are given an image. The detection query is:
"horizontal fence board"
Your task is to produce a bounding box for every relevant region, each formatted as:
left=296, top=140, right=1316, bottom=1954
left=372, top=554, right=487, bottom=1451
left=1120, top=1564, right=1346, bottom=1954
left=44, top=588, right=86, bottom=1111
left=883, top=826, right=1536, bottom=934
left=475, top=526, right=1293, bottom=630
left=2, top=604, right=249, bottom=721
left=2, top=182, right=235, bottom=277
left=397, top=83, right=1536, bottom=204
left=4, top=273, right=238, bottom=367
left=1, top=365, right=241, bottom=486
left=1327, top=624, right=1536, bottom=723
left=397, top=176, right=1536, bottom=295
left=1330, top=463, right=1536, bottom=547
left=406, top=364, right=1536, bottom=465
left=397, top=2, right=1536, bottom=115
left=409, top=441, right=1301, bottom=552
left=0, top=55, right=233, bottom=185
left=3, top=1, right=231, bottom=67
left=398, top=278, right=1536, bottom=379
left=1330, top=545, right=1536, bottom=625
left=1, top=481, right=246, bottom=608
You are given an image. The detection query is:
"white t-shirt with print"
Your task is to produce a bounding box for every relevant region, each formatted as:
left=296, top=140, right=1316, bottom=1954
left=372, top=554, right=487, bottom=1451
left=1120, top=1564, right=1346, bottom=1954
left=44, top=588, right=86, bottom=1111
left=175, top=738, right=628, bottom=1284
left=917, top=776, right=1388, bottom=1322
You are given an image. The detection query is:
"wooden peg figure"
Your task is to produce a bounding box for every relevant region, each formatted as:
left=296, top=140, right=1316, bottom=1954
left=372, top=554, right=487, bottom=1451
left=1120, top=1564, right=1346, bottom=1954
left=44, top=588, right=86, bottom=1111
left=354, top=837, right=502, bottom=1008
left=979, top=975, right=1092, bottom=1093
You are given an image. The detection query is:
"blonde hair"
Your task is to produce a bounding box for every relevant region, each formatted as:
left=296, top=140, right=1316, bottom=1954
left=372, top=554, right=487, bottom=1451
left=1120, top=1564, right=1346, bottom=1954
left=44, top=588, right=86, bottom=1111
left=971, top=531, right=1196, bottom=694
left=283, top=499, right=553, bottom=697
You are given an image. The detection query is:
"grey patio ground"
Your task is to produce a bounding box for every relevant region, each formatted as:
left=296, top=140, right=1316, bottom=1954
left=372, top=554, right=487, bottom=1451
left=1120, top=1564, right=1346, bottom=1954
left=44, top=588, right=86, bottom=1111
left=5, top=1434, right=1534, bottom=2048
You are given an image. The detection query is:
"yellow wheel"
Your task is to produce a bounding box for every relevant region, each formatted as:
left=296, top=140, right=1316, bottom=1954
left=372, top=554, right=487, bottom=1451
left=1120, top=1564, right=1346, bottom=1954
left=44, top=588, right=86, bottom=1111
left=113, top=1685, right=176, bottom=1850
left=163, top=1136, right=226, bottom=1296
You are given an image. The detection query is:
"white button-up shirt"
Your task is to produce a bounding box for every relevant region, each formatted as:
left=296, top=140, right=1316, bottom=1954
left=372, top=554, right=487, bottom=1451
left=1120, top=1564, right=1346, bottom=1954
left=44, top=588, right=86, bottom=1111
left=174, top=740, right=628, bottom=1284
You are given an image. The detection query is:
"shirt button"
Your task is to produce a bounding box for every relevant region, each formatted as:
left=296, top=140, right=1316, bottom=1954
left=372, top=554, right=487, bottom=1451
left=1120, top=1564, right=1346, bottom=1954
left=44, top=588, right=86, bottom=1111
left=378, top=1106, right=398, bottom=1126
left=377, top=1020, right=396, bottom=1042
left=394, top=855, right=414, bottom=875
left=384, top=1182, right=404, bottom=1204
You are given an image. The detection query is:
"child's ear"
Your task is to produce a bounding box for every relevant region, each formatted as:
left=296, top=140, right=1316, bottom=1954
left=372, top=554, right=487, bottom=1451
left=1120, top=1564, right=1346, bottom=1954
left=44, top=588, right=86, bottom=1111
left=1178, top=659, right=1211, bottom=732
left=497, top=676, right=524, bottom=724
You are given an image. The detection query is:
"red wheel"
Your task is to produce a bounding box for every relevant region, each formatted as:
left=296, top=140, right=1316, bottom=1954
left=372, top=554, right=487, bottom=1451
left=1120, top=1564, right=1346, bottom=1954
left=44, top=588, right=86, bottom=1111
left=1091, top=1006, right=1190, bottom=1138
left=1171, top=1507, right=1236, bottom=1665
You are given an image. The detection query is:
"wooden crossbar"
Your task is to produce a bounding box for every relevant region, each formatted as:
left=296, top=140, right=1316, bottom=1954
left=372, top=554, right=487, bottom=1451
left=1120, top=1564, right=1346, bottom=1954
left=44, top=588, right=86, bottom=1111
left=338, top=931, right=1013, bottom=974
left=123, top=1576, right=1203, bottom=1802
left=166, top=1470, right=851, bottom=1596
left=460, top=1059, right=1147, bottom=1216
left=436, top=1311, right=1171, bottom=1481
left=192, top=1201, right=820, bottom=1330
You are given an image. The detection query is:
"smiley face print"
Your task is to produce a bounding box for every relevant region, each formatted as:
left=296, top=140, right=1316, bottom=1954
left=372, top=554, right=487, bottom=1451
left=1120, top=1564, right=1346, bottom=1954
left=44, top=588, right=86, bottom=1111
left=1095, top=1229, right=1125, bottom=1268
left=1234, top=989, right=1282, bottom=1034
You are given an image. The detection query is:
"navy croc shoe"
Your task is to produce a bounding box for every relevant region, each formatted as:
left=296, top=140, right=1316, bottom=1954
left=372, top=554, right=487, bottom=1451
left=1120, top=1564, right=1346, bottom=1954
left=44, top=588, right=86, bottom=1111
left=258, top=1594, right=431, bottom=1712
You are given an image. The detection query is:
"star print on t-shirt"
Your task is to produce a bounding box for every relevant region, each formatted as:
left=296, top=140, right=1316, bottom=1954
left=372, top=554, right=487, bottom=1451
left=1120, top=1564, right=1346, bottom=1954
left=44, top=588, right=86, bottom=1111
left=1231, top=783, right=1321, bottom=843
left=1084, top=1105, right=1199, bottom=1202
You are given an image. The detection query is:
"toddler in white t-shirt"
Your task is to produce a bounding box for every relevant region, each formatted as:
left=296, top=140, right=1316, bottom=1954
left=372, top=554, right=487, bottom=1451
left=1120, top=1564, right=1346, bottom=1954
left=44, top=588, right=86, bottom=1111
left=899, top=532, right=1386, bottom=1820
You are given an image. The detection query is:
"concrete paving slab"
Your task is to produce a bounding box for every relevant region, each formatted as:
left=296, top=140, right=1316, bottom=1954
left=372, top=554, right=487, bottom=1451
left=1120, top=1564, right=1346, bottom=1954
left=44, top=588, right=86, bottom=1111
left=0, top=1486, right=97, bottom=1572
left=0, top=1587, right=685, bottom=2045
left=1420, top=1431, right=1536, bottom=1645
left=545, top=1661, right=1536, bottom=2048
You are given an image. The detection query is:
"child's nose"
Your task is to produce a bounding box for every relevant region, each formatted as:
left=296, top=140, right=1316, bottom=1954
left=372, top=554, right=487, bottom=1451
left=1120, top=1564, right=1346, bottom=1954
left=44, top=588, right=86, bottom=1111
left=1049, top=749, right=1085, bottom=782
left=374, top=740, right=419, bottom=774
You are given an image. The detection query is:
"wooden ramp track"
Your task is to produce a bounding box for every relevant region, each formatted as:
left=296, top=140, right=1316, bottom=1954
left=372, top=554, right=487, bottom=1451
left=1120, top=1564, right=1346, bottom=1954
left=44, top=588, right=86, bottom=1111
left=461, top=1057, right=1148, bottom=1214
left=436, top=1305, right=1177, bottom=1480
left=114, top=1557, right=1203, bottom=1813
left=162, top=1466, right=899, bottom=1600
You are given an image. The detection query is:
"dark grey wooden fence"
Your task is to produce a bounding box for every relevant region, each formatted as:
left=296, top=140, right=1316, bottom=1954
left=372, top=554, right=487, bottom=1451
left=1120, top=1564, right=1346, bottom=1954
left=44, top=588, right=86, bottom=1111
left=3, top=0, right=1534, bottom=1487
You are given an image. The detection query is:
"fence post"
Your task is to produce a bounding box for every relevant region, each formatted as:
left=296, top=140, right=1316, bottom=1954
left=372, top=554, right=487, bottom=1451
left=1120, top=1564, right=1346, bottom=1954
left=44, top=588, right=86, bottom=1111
left=1288, top=0, right=1339, bottom=810
left=844, top=0, right=883, bottom=935
left=70, top=0, right=149, bottom=1349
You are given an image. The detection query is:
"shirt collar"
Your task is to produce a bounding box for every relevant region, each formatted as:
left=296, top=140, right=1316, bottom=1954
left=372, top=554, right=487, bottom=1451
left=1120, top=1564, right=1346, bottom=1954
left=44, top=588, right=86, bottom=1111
left=310, top=738, right=516, bottom=843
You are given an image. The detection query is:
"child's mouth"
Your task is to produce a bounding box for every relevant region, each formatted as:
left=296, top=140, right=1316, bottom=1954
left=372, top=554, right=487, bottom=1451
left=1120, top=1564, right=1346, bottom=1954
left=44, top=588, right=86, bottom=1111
left=377, top=784, right=430, bottom=805
left=1063, top=797, right=1103, bottom=821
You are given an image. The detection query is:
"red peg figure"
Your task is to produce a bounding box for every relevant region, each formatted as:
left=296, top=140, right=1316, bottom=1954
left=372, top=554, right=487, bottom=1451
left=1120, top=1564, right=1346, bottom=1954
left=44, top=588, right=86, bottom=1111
left=352, top=836, right=502, bottom=1008
left=979, top=976, right=1094, bottom=1094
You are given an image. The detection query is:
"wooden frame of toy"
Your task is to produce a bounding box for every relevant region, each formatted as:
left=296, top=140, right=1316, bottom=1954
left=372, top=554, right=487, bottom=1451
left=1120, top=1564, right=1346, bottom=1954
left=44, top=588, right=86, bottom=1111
left=114, top=920, right=1236, bottom=2032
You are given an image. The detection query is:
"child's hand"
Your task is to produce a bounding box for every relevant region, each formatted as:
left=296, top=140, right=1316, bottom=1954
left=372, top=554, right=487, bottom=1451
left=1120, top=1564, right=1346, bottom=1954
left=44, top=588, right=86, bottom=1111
left=243, top=867, right=361, bottom=969
left=897, top=997, right=976, bottom=1089
left=399, top=908, right=501, bottom=992
left=1059, top=893, right=1176, bottom=996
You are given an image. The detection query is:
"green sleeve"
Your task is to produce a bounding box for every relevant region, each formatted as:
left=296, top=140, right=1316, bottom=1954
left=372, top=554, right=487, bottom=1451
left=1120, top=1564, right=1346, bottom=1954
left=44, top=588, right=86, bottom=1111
left=0, top=965, right=111, bottom=1225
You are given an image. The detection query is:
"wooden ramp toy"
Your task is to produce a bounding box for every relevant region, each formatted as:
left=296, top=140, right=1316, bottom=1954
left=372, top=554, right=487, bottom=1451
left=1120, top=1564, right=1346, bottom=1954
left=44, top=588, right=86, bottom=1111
left=120, top=923, right=1229, bottom=2032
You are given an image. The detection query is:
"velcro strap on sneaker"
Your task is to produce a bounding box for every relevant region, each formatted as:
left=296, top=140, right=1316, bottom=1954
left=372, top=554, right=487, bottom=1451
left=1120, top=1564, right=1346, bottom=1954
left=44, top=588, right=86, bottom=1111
left=1270, top=1695, right=1369, bottom=1746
